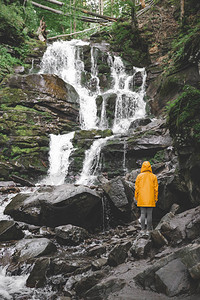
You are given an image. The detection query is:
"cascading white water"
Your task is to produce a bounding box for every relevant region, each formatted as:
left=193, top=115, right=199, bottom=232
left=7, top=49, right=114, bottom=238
left=41, top=132, right=75, bottom=186
left=40, top=40, right=147, bottom=185
left=40, top=40, right=98, bottom=130
left=76, top=135, right=113, bottom=185
left=107, top=55, right=146, bottom=133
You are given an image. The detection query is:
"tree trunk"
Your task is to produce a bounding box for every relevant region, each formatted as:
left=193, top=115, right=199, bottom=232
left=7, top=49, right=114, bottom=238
left=31, top=1, right=117, bottom=23
left=99, top=0, right=104, bottom=15
left=111, top=0, right=113, bottom=17
left=180, top=0, right=185, bottom=22
left=131, top=1, right=138, bottom=30
left=42, top=0, right=117, bottom=22
left=31, top=1, right=111, bottom=23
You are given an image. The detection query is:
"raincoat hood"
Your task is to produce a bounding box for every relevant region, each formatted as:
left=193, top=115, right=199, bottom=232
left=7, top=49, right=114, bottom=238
left=141, top=161, right=152, bottom=173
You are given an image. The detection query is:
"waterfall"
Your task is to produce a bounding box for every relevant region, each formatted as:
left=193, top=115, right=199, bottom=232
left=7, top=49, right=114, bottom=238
left=40, top=40, right=146, bottom=185
left=108, top=56, right=147, bottom=133
left=76, top=135, right=113, bottom=185
left=40, top=40, right=98, bottom=130
left=41, top=132, right=75, bottom=186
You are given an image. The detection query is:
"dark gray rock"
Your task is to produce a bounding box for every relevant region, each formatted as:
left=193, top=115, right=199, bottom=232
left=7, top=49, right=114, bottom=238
left=155, top=258, right=190, bottom=296
left=14, top=238, right=57, bottom=262
left=189, top=263, right=200, bottom=280
left=107, top=241, right=131, bottom=266
left=26, top=257, right=51, bottom=288
left=51, top=258, right=79, bottom=275
left=130, top=235, right=152, bottom=258
left=4, top=184, right=102, bottom=229
left=0, top=220, right=24, bottom=241
left=74, top=270, right=106, bottom=296
left=88, top=245, right=107, bottom=257
left=180, top=243, right=200, bottom=273
left=151, top=229, right=168, bottom=248
left=157, top=206, right=200, bottom=245
left=84, top=277, right=126, bottom=300
left=129, top=118, right=152, bottom=130
left=55, top=224, right=89, bottom=246
left=135, top=243, right=200, bottom=296
left=102, top=177, right=135, bottom=223
left=92, top=258, right=108, bottom=270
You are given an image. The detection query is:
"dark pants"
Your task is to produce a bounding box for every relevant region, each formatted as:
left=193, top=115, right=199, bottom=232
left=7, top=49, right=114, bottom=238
left=140, top=207, right=153, bottom=230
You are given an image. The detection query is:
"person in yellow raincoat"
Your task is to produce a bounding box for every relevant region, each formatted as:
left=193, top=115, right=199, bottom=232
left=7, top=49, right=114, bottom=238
left=135, top=161, right=158, bottom=234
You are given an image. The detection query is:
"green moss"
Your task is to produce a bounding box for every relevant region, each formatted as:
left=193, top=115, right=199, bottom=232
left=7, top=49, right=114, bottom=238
left=159, top=76, right=182, bottom=98
left=167, top=85, right=200, bottom=147
left=106, top=21, right=149, bottom=67
left=0, top=133, right=9, bottom=145
left=150, top=150, right=165, bottom=164
left=11, top=146, right=40, bottom=157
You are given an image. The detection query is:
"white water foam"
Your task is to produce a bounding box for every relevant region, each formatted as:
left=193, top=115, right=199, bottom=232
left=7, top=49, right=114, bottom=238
left=0, top=267, right=30, bottom=300
left=41, top=132, right=75, bottom=185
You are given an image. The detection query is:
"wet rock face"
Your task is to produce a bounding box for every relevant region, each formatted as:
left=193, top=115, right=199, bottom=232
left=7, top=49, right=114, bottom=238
left=0, top=73, right=80, bottom=182
left=102, top=177, right=136, bottom=224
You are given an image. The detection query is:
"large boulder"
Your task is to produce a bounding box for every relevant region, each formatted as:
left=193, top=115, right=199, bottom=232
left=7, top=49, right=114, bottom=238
left=26, top=257, right=51, bottom=288
left=102, top=177, right=135, bottom=224
left=135, top=243, right=200, bottom=296
left=4, top=184, right=102, bottom=230
left=154, top=258, right=190, bottom=296
left=84, top=277, right=126, bottom=300
left=156, top=205, right=200, bottom=245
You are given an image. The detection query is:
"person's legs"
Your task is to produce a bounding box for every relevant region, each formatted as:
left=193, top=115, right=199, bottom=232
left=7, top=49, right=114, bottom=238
left=140, top=207, right=147, bottom=230
left=146, top=207, right=153, bottom=230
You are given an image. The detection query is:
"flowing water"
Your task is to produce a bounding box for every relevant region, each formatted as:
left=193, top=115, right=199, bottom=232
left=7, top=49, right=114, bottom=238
left=0, top=39, right=147, bottom=298
left=40, top=39, right=146, bottom=185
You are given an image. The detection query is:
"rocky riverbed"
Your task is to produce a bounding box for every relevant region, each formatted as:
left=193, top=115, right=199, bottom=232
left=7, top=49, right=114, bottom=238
left=0, top=171, right=200, bottom=300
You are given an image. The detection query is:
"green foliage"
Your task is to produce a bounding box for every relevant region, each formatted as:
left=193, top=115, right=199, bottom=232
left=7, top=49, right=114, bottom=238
left=0, top=1, right=25, bottom=45
left=108, top=21, right=149, bottom=66
left=23, top=0, right=39, bottom=33
left=170, top=25, right=200, bottom=68
left=167, top=85, right=200, bottom=146
left=0, top=46, right=22, bottom=82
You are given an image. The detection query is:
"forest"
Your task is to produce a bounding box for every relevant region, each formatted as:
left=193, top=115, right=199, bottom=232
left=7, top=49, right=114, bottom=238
left=0, top=1, right=200, bottom=299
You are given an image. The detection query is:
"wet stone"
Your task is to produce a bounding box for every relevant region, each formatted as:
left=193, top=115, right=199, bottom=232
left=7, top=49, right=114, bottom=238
left=0, top=220, right=24, bottom=241
left=130, top=236, right=152, bottom=258
left=155, top=258, right=190, bottom=296
left=107, top=241, right=131, bottom=266
left=26, top=257, right=51, bottom=288
left=55, top=224, right=89, bottom=246
left=91, top=257, right=108, bottom=270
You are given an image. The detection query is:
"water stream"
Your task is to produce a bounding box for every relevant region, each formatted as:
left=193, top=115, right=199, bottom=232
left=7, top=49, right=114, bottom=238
left=0, top=39, right=147, bottom=298
left=40, top=39, right=147, bottom=185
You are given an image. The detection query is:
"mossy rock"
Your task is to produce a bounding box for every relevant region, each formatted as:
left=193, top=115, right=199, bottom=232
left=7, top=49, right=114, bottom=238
left=167, top=85, right=200, bottom=148
left=108, top=22, right=150, bottom=67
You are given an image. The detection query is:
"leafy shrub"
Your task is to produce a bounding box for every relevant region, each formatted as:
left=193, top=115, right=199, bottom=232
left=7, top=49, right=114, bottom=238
left=0, top=46, right=22, bottom=81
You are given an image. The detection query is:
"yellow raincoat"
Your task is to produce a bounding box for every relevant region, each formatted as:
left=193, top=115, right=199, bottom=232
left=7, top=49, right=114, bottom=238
left=135, top=161, right=158, bottom=207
